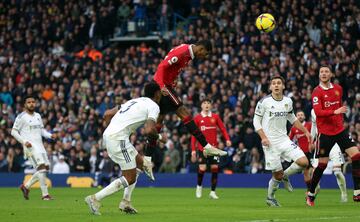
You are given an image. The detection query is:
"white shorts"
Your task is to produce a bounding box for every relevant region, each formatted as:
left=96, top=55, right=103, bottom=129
left=27, top=151, right=50, bottom=169
left=311, top=143, right=345, bottom=172
left=103, top=135, right=138, bottom=170
left=263, top=138, right=305, bottom=172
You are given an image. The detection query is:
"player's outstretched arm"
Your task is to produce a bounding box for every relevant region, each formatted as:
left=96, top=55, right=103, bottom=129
left=293, top=119, right=312, bottom=144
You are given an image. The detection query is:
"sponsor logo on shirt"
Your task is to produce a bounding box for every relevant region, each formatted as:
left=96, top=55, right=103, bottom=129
left=324, top=101, right=339, bottom=107
left=200, top=126, right=217, bottom=131
left=269, top=111, right=288, bottom=117
left=29, top=125, right=42, bottom=130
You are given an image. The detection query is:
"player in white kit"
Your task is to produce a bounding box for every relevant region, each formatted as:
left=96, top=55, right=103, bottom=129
left=85, top=83, right=166, bottom=215
left=310, top=109, right=348, bottom=202
left=12, top=95, right=56, bottom=200
left=253, top=76, right=312, bottom=207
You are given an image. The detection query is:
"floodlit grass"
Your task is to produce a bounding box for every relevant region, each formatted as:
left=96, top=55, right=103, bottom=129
left=0, top=187, right=358, bottom=222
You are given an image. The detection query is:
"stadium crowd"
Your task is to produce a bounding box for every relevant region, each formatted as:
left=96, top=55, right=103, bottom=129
left=0, top=0, right=360, bottom=177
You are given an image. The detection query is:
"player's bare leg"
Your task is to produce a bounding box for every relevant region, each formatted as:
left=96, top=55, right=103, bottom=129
left=267, top=171, right=282, bottom=207
left=283, top=156, right=308, bottom=192
left=344, top=147, right=360, bottom=202
left=333, top=165, right=347, bottom=202
left=86, top=169, right=135, bottom=215
left=196, top=164, right=206, bottom=198
left=176, top=106, right=226, bottom=157
left=209, top=164, right=219, bottom=199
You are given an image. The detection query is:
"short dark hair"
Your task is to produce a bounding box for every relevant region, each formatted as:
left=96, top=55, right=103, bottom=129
left=201, top=98, right=212, bottom=104
left=295, top=110, right=304, bottom=115
left=144, top=82, right=160, bottom=98
left=196, top=40, right=212, bottom=52
left=270, top=75, right=285, bottom=85
left=23, top=94, right=36, bottom=104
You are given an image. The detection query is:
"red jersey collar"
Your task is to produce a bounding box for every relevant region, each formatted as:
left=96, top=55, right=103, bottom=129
left=201, top=111, right=212, bottom=117
left=319, top=82, right=334, bottom=90
left=189, top=44, right=195, bottom=60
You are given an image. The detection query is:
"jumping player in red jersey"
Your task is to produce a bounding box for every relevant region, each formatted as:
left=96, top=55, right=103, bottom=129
left=190, top=99, right=231, bottom=199
left=144, top=41, right=227, bottom=163
left=289, top=111, right=313, bottom=190
left=306, top=66, right=360, bottom=206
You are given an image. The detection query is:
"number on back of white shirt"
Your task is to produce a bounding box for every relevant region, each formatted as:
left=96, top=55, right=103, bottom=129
left=119, top=101, right=137, bottom=114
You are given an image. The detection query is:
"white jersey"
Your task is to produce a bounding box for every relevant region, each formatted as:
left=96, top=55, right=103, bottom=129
left=254, top=95, right=297, bottom=144
left=12, top=111, right=51, bottom=154
left=103, top=97, right=160, bottom=140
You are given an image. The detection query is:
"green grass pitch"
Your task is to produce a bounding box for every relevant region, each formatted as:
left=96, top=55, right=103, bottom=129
left=0, top=187, right=359, bottom=222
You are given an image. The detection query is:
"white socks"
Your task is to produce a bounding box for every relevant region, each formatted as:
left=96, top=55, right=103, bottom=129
left=284, top=162, right=303, bottom=177
left=25, top=171, right=40, bottom=189
left=38, top=169, right=49, bottom=196
left=334, top=168, right=347, bottom=196
left=95, top=176, right=129, bottom=201
left=123, top=170, right=140, bottom=202
left=268, top=178, right=280, bottom=199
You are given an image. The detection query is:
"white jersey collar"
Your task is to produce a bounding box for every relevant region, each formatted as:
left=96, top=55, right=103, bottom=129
left=189, top=44, right=195, bottom=60
left=201, top=111, right=212, bottom=117
left=319, top=82, right=333, bottom=90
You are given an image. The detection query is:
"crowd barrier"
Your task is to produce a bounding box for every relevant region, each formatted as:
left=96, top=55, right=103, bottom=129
left=0, top=173, right=354, bottom=189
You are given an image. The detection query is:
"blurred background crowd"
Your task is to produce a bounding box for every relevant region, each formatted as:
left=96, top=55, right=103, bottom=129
left=0, top=0, right=360, bottom=178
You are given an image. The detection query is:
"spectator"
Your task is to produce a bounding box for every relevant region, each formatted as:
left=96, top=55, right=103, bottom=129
left=159, top=155, right=176, bottom=173
left=53, top=155, right=70, bottom=174
left=0, top=152, right=8, bottom=172
left=74, top=149, right=90, bottom=173
left=164, top=140, right=180, bottom=171
left=97, top=150, right=115, bottom=187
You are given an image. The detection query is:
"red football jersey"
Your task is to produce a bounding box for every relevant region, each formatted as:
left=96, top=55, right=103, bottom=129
left=311, top=83, right=344, bottom=136
left=191, top=112, right=230, bottom=152
left=153, top=44, right=194, bottom=89
left=289, top=122, right=312, bottom=153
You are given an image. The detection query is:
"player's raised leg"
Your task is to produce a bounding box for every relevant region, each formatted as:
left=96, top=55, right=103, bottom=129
left=284, top=156, right=308, bottom=192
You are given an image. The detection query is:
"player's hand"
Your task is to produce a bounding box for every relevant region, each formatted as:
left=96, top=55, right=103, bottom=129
left=334, top=106, right=347, bottom=115
left=160, top=86, right=169, bottom=96
left=309, top=143, right=315, bottom=152
left=226, top=140, right=232, bottom=147
left=261, top=138, right=270, bottom=147
left=24, top=141, right=32, bottom=148
left=191, top=151, right=197, bottom=163
left=51, top=133, right=57, bottom=140
left=305, top=132, right=312, bottom=144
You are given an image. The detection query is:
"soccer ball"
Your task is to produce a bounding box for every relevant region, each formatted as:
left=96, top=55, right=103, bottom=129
left=256, top=13, right=276, bottom=33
